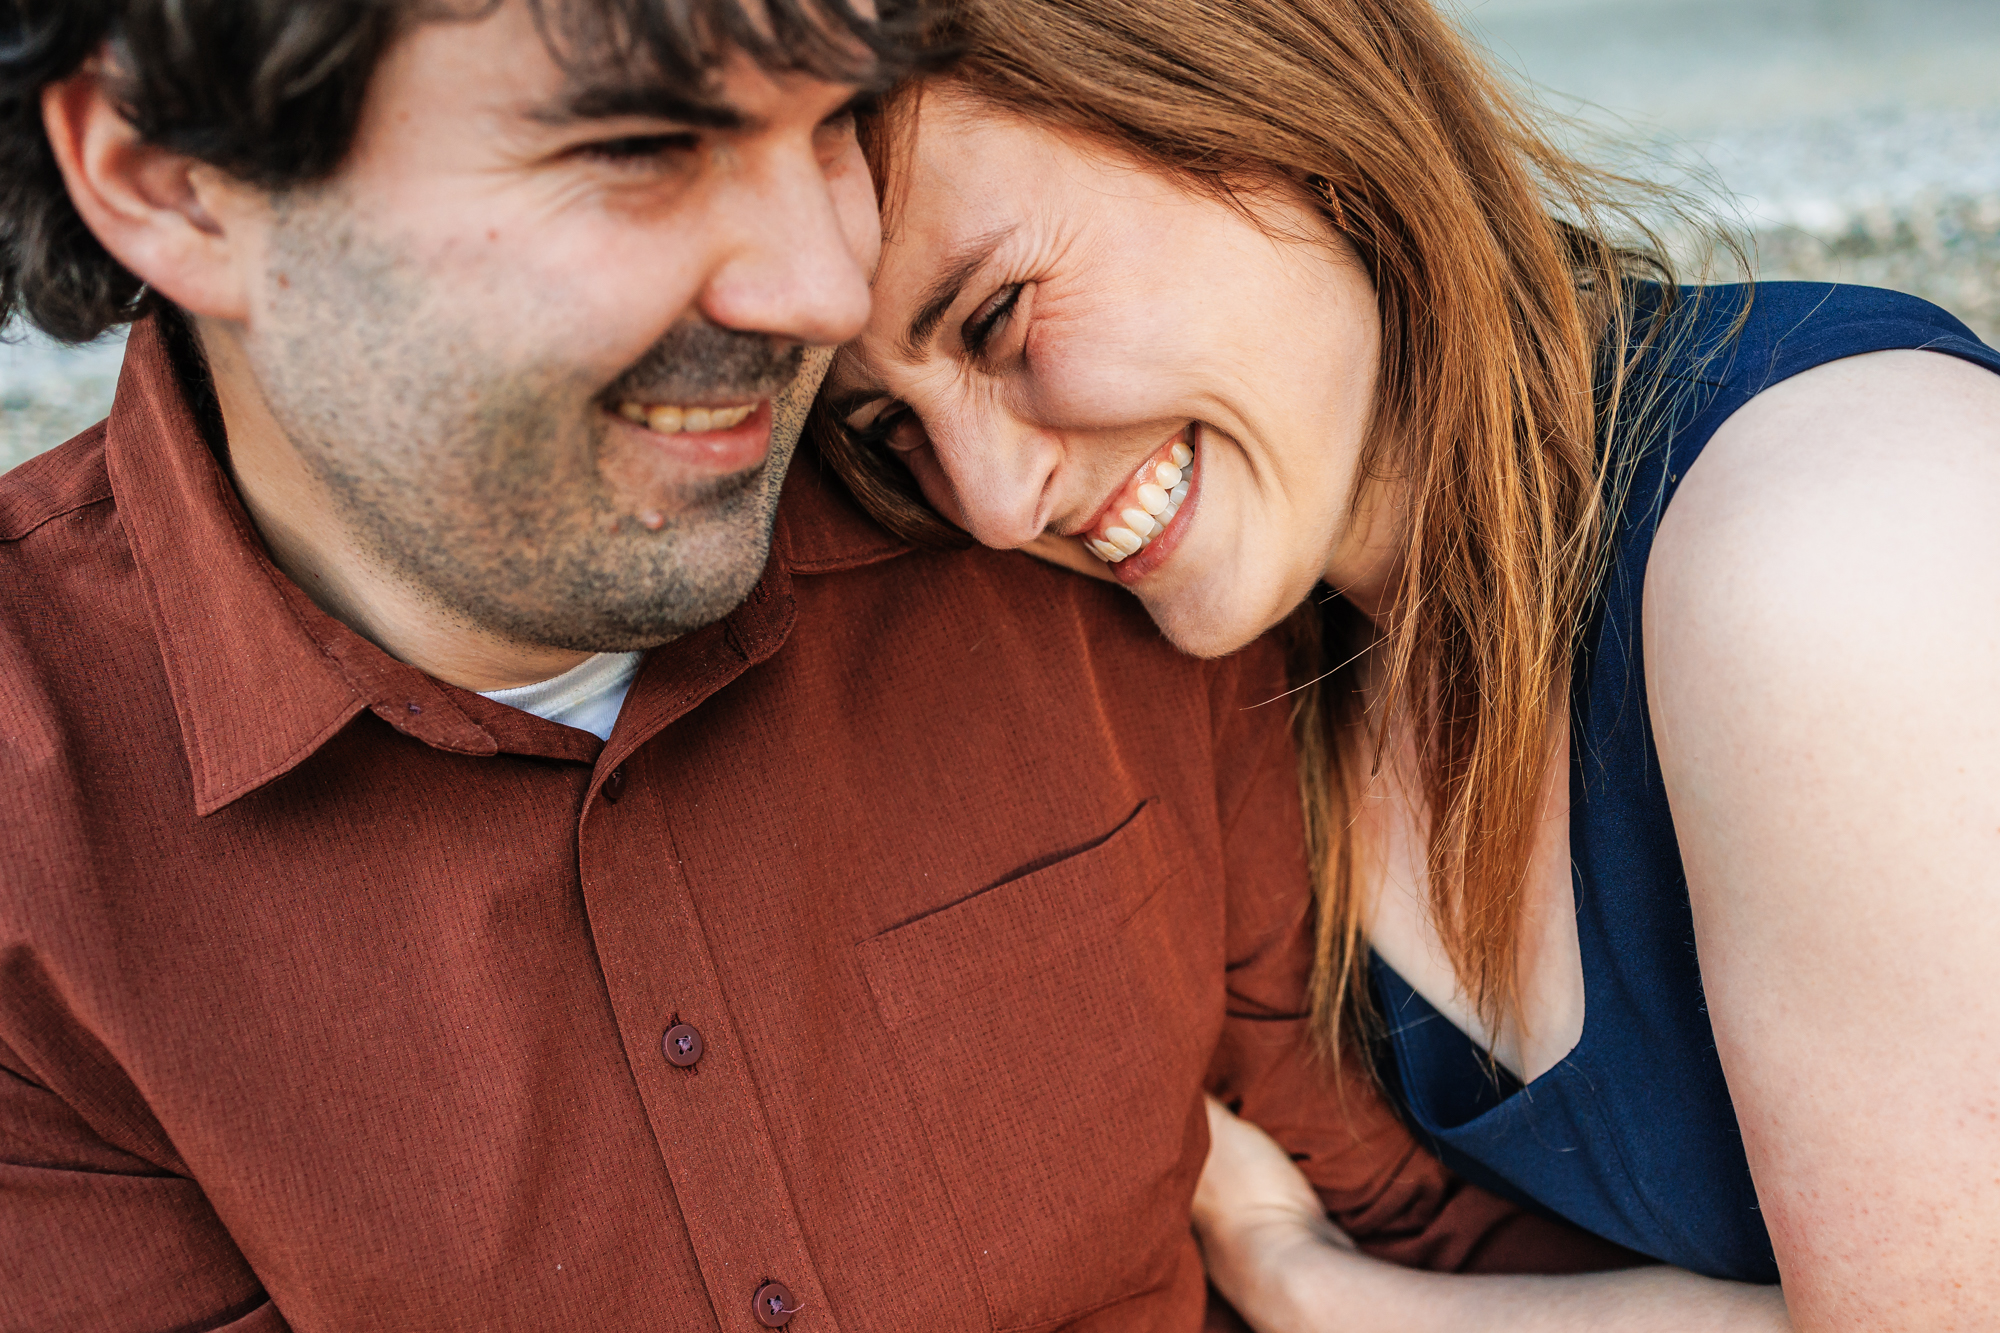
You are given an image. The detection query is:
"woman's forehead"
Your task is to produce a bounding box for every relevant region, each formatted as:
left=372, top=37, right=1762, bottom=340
left=824, top=341, right=887, bottom=414
left=894, top=103, right=1049, bottom=242
left=882, top=108, right=1162, bottom=293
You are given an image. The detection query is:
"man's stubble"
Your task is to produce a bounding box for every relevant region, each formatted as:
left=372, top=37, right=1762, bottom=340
left=246, top=194, right=824, bottom=655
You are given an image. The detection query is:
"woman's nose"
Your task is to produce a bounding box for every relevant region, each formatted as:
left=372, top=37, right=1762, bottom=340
left=924, top=410, right=1062, bottom=550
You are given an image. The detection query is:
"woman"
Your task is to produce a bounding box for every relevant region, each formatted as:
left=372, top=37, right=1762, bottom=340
left=816, top=0, right=2000, bottom=1327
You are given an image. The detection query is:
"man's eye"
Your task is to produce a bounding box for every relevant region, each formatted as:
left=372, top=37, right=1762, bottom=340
left=577, top=133, right=700, bottom=166
left=820, top=93, right=875, bottom=139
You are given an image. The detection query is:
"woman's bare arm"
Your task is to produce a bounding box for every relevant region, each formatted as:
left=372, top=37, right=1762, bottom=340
left=1194, top=1097, right=1790, bottom=1333
left=1204, top=351, right=2000, bottom=1332
left=1645, top=349, right=2000, bottom=1329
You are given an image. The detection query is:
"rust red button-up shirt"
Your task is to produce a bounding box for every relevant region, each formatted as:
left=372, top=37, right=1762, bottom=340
left=0, top=320, right=1622, bottom=1333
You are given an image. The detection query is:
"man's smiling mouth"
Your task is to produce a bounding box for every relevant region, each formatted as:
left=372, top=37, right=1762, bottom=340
left=613, top=399, right=758, bottom=434
left=1083, top=430, right=1194, bottom=563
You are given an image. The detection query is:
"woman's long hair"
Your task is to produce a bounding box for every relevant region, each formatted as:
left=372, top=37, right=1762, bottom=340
left=818, top=0, right=1716, bottom=1061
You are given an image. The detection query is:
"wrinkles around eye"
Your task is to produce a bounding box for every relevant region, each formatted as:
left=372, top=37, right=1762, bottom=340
left=962, top=284, right=1024, bottom=356
left=845, top=401, right=925, bottom=454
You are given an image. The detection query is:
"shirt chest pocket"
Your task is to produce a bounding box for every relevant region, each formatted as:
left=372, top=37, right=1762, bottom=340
left=856, top=800, right=1219, bottom=1331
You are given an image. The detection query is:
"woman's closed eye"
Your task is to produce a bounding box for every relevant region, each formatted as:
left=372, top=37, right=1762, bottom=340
left=962, top=283, right=1025, bottom=358
left=847, top=401, right=927, bottom=455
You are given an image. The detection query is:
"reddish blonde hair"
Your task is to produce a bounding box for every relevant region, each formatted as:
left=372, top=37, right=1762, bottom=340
left=818, top=0, right=1705, bottom=1057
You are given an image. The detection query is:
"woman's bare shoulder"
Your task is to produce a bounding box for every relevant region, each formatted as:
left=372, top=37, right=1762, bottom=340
left=1646, top=347, right=2000, bottom=675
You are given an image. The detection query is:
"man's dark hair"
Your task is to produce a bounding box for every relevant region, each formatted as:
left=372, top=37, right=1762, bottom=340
left=0, top=0, right=937, bottom=344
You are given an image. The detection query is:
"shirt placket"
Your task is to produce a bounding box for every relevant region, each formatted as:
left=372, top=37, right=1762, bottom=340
left=576, top=591, right=835, bottom=1333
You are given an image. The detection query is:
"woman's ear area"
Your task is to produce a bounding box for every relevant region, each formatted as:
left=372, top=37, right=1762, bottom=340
left=41, top=60, right=263, bottom=323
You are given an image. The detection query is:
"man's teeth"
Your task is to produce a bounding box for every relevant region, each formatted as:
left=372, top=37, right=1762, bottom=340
left=1086, top=440, right=1195, bottom=564
left=615, top=401, right=755, bottom=433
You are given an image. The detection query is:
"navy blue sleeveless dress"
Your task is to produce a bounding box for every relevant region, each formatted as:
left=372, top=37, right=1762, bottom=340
left=1370, top=282, right=2000, bottom=1283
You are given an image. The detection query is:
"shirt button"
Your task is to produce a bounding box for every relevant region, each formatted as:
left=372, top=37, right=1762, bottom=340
left=753, top=1281, right=798, bottom=1328
left=601, top=766, right=626, bottom=803
left=663, top=1023, right=704, bottom=1068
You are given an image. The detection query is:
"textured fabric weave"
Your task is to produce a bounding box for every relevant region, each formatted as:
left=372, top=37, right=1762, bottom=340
left=0, top=317, right=1628, bottom=1333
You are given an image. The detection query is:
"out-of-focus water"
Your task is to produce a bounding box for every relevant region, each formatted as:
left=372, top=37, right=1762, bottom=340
left=1455, top=0, right=2000, bottom=337
left=1, top=326, right=127, bottom=472
left=6, top=0, right=1999, bottom=467
left=1463, top=0, right=2000, bottom=133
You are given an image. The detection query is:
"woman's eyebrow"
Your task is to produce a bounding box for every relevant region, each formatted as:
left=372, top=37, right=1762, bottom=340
left=900, top=224, right=1018, bottom=360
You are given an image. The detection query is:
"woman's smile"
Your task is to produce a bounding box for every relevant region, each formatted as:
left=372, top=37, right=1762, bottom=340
left=830, top=87, right=1385, bottom=656
left=1078, top=428, right=1195, bottom=577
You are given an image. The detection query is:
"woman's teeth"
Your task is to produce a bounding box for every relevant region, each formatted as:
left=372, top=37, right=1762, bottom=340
left=615, top=401, right=756, bottom=434
left=1086, top=440, right=1193, bottom=564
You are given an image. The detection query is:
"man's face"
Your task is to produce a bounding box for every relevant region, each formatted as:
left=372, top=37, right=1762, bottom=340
left=233, top=1, right=880, bottom=651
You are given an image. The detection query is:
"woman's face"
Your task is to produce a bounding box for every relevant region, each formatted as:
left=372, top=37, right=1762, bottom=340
left=829, top=91, right=1391, bottom=657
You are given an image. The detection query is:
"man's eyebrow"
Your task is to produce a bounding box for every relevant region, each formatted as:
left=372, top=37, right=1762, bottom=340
left=528, top=81, right=755, bottom=131
left=900, top=225, right=1018, bottom=361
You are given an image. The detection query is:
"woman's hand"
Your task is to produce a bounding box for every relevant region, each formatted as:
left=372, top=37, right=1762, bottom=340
left=1193, top=1095, right=1791, bottom=1333
left=1192, top=1094, right=1355, bottom=1324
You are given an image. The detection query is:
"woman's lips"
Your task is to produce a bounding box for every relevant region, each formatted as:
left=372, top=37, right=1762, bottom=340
left=1081, top=429, right=1195, bottom=570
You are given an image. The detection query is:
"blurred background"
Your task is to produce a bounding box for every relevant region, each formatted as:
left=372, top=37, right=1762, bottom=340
left=5, top=0, right=1998, bottom=471
left=1463, top=0, right=2000, bottom=328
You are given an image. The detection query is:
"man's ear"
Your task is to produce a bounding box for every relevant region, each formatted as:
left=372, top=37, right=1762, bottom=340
left=41, top=61, right=263, bottom=322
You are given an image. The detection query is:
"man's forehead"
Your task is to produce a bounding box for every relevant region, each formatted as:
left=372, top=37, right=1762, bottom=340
left=416, top=0, right=894, bottom=125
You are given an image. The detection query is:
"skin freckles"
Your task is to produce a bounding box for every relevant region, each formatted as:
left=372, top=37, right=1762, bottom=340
left=830, top=89, right=1394, bottom=659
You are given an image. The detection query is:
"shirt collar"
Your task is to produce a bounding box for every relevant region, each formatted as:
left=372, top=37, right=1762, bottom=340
left=773, top=447, right=914, bottom=576
left=106, top=318, right=505, bottom=814
left=105, top=315, right=911, bottom=816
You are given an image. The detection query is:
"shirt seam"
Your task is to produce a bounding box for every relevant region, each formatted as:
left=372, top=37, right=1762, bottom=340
left=783, top=540, right=913, bottom=575
left=0, top=488, right=116, bottom=544
left=643, top=787, right=855, bottom=1327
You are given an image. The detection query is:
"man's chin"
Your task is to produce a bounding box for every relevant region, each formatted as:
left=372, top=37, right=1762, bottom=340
left=490, top=501, right=785, bottom=655
left=611, top=461, right=769, bottom=533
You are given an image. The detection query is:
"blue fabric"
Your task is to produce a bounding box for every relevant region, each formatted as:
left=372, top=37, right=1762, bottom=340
left=1370, top=283, right=2000, bottom=1283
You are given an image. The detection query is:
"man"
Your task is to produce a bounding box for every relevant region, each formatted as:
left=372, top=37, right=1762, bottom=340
left=0, top=2, right=1621, bottom=1329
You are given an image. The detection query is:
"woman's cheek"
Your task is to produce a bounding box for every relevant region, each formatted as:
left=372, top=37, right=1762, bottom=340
left=904, top=444, right=974, bottom=532
left=1028, top=322, right=1182, bottom=424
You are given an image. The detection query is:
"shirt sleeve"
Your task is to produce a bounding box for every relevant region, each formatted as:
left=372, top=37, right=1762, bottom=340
left=0, top=1030, right=286, bottom=1332
left=1199, top=636, right=1641, bottom=1276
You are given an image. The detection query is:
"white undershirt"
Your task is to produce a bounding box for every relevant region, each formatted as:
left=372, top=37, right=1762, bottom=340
left=478, top=651, right=643, bottom=742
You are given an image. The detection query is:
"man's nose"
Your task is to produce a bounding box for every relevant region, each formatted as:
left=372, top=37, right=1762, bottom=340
left=696, top=143, right=873, bottom=348
left=927, top=409, right=1063, bottom=550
